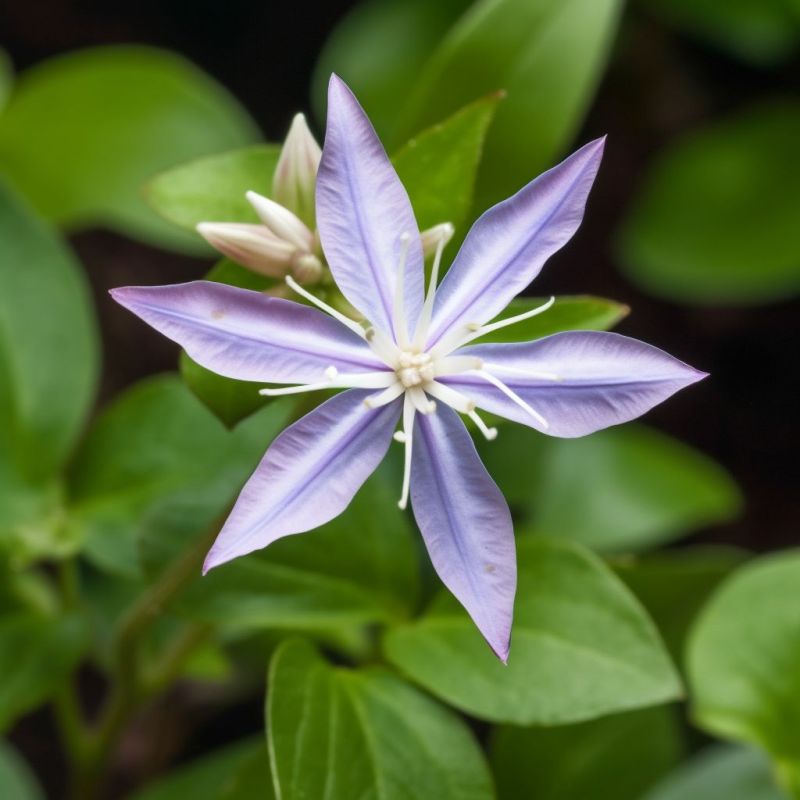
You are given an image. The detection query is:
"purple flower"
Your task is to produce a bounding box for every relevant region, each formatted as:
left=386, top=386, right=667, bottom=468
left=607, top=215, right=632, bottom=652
left=111, top=75, right=705, bottom=662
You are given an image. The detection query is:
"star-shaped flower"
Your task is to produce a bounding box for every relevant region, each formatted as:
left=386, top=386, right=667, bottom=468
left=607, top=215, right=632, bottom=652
left=112, top=75, right=705, bottom=662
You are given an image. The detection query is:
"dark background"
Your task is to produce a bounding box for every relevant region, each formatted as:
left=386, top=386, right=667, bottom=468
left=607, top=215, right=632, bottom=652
left=1, top=1, right=798, bottom=792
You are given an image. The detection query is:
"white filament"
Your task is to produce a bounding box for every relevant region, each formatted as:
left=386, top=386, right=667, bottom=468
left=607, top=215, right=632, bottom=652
left=473, top=370, right=549, bottom=429
left=285, top=276, right=367, bottom=339
left=398, top=393, right=415, bottom=510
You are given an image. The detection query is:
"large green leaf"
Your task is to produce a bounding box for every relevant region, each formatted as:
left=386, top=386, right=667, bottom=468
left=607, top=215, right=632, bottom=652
left=617, top=101, right=800, bottom=305
left=384, top=537, right=681, bottom=725
left=0, top=613, right=87, bottom=732
left=132, top=739, right=273, bottom=800
left=480, top=424, right=741, bottom=553
left=267, top=639, right=493, bottom=800
left=145, top=145, right=281, bottom=234
left=66, top=377, right=289, bottom=575
left=642, top=0, right=799, bottom=66
left=643, top=745, right=788, bottom=800
left=0, top=50, right=12, bottom=115
left=311, top=0, right=471, bottom=138
left=490, top=706, right=682, bottom=800
left=141, top=463, right=420, bottom=632
left=395, top=0, right=623, bottom=208
left=613, top=547, right=746, bottom=662
left=687, top=551, right=800, bottom=791
left=0, top=742, right=43, bottom=800
left=0, top=182, right=98, bottom=561
left=393, top=93, right=500, bottom=234
left=472, top=294, right=628, bottom=344
left=0, top=46, right=259, bottom=252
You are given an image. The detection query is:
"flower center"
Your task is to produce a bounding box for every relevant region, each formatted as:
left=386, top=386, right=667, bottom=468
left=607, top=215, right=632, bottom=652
left=396, top=350, right=434, bottom=388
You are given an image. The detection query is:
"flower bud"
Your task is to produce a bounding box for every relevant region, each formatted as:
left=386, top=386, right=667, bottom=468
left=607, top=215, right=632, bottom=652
left=290, top=252, right=324, bottom=284
left=196, top=222, right=294, bottom=277
left=420, top=222, right=455, bottom=258
left=272, top=113, right=322, bottom=228
left=246, top=191, right=315, bottom=252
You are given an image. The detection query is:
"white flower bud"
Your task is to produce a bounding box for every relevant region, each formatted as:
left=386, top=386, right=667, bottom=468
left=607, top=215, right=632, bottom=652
left=246, top=190, right=315, bottom=253
left=272, top=113, right=322, bottom=228
left=196, top=222, right=294, bottom=277
left=290, top=252, right=324, bottom=284
left=420, top=222, right=455, bottom=258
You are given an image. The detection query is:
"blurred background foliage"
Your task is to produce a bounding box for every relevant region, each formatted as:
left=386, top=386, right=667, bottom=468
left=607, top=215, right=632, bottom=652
left=0, top=0, right=798, bottom=797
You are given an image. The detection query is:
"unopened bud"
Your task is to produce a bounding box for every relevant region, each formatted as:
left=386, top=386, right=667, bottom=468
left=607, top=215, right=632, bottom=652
left=273, top=113, right=322, bottom=228
left=420, top=222, right=455, bottom=258
left=197, top=222, right=293, bottom=277
left=246, top=191, right=315, bottom=252
left=290, top=252, right=324, bottom=284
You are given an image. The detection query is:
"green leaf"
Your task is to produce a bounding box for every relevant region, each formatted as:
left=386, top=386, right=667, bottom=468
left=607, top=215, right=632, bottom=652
left=0, top=46, right=259, bottom=252
left=472, top=294, right=628, bottom=344
left=490, top=706, right=682, bottom=800
left=0, top=742, right=43, bottom=800
left=141, top=463, right=420, bottom=632
left=613, top=547, right=747, bottom=662
left=392, top=93, right=500, bottom=233
left=481, top=424, right=741, bottom=552
left=384, top=537, right=681, bottom=725
left=131, top=738, right=273, bottom=800
left=0, top=181, right=99, bottom=561
left=687, top=551, right=800, bottom=782
left=0, top=613, right=87, bottom=731
left=145, top=145, right=281, bottom=234
left=311, top=0, right=471, bottom=138
left=642, top=0, right=799, bottom=66
left=617, top=100, right=800, bottom=305
left=0, top=50, right=12, bottom=115
left=267, top=639, right=493, bottom=800
left=66, top=377, right=289, bottom=575
left=643, top=745, right=788, bottom=800
left=395, top=0, right=623, bottom=208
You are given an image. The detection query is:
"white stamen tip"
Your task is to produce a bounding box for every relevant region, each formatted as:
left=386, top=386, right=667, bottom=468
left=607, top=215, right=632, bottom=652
left=466, top=322, right=481, bottom=332
left=425, top=401, right=437, bottom=413
left=324, top=366, right=339, bottom=380
left=363, top=398, right=375, bottom=408
left=397, top=499, right=408, bottom=510
left=399, top=232, right=411, bottom=243
left=393, top=431, right=407, bottom=443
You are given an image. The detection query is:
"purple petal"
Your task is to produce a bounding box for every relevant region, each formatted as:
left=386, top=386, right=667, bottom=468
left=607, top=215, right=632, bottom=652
left=111, top=281, right=385, bottom=384
left=411, top=404, right=516, bottom=662
left=426, top=138, right=605, bottom=347
left=316, top=74, right=424, bottom=338
left=443, top=332, right=707, bottom=438
left=204, top=389, right=401, bottom=571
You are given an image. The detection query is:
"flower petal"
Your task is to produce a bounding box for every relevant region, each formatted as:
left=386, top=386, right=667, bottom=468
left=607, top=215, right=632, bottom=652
left=426, top=138, right=605, bottom=347
left=411, top=404, right=516, bottom=662
left=316, top=74, right=424, bottom=339
left=111, top=281, right=385, bottom=384
left=204, top=389, right=401, bottom=571
left=444, top=332, right=707, bottom=437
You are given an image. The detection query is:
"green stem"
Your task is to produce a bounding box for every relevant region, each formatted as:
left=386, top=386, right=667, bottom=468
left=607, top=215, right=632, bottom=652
left=67, top=521, right=220, bottom=800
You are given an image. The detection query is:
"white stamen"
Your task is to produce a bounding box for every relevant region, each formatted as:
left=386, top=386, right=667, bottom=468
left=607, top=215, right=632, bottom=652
left=484, top=363, right=561, bottom=382
left=259, top=369, right=394, bottom=397
left=468, top=409, right=498, bottom=441
left=473, top=369, right=549, bottom=429
left=433, top=355, right=483, bottom=377
left=425, top=381, right=475, bottom=414
left=363, top=381, right=405, bottom=409
left=393, top=431, right=407, bottom=443
left=432, top=296, right=556, bottom=356
left=365, top=326, right=401, bottom=365
left=412, top=227, right=449, bottom=349
left=393, top=233, right=412, bottom=348
left=398, top=394, right=415, bottom=510
left=285, top=276, right=367, bottom=339
left=409, top=387, right=436, bottom=415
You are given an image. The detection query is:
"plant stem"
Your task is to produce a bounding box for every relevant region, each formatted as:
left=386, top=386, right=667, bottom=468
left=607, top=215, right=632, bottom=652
left=67, top=521, right=220, bottom=800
